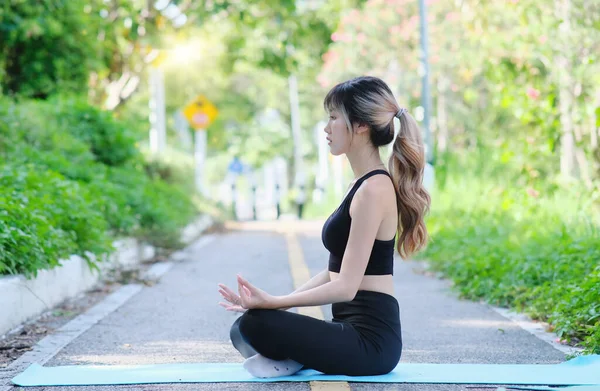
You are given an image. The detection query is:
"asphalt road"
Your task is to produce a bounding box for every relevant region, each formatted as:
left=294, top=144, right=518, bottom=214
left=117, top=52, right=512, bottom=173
left=2, top=221, right=567, bottom=391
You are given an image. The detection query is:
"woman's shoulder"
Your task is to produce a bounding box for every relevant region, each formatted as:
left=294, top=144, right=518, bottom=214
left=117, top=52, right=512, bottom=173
left=351, top=173, right=396, bottom=210
left=361, top=172, right=395, bottom=194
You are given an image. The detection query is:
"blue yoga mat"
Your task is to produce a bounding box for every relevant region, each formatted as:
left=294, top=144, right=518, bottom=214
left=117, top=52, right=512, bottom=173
left=511, top=387, right=600, bottom=391
left=12, top=355, right=600, bottom=387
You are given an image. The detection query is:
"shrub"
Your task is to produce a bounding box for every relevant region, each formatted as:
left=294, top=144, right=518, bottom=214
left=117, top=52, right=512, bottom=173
left=51, top=96, right=141, bottom=167
left=0, top=96, right=201, bottom=277
left=0, top=165, right=113, bottom=277
left=417, top=175, right=600, bottom=354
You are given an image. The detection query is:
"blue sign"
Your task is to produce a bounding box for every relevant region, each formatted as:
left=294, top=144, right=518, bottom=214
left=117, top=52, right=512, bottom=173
left=228, top=157, right=244, bottom=174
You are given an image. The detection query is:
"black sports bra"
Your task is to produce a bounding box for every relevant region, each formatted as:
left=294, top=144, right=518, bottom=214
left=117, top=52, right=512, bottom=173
left=322, top=169, right=396, bottom=275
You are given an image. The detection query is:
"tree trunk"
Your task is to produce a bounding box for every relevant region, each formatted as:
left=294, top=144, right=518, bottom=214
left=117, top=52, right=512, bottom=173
left=555, top=0, right=576, bottom=178
left=591, top=91, right=600, bottom=180
left=574, top=147, right=593, bottom=188
left=592, top=90, right=600, bottom=150
left=436, top=76, right=449, bottom=154
left=592, top=117, right=598, bottom=150
left=573, top=124, right=593, bottom=188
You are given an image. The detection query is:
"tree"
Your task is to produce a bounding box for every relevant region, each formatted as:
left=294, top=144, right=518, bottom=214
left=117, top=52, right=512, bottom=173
left=317, top=0, right=600, bottom=187
left=0, top=0, right=100, bottom=98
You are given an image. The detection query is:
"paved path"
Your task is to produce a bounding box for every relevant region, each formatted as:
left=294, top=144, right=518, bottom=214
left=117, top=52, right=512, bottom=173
left=1, top=220, right=567, bottom=390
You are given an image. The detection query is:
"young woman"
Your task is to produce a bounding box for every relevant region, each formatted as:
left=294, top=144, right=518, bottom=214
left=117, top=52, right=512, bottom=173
left=218, top=76, right=430, bottom=378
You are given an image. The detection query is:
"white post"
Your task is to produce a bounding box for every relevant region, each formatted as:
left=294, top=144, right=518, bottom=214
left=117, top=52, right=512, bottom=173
left=314, top=121, right=329, bottom=203
left=273, top=156, right=288, bottom=200
left=149, top=67, right=166, bottom=154
left=194, top=129, right=207, bottom=196
left=263, top=163, right=275, bottom=205
left=418, top=0, right=433, bottom=165
left=156, top=68, right=166, bottom=153
left=424, top=162, right=435, bottom=193
left=289, top=74, right=303, bottom=187
left=148, top=70, right=158, bottom=154
left=174, top=110, right=193, bottom=151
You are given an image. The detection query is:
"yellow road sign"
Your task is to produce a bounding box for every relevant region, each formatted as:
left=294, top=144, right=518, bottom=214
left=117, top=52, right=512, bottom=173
left=182, top=95, right=218, bottom=130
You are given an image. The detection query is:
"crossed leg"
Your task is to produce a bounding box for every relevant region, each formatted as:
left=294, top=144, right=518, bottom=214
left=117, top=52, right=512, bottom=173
left=230, top=309, right=379, bottom=376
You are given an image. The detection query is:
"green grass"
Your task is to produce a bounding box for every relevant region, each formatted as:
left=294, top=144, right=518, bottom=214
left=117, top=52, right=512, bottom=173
left=416, top=175, right=600, bottom=354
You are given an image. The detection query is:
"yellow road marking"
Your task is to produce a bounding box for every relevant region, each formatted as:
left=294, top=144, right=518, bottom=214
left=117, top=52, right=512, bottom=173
left=310, top=381, right=352, bottom=390
left=285, top=232, right=323, bottom=320
left=285, top=231, right=351, bottom=391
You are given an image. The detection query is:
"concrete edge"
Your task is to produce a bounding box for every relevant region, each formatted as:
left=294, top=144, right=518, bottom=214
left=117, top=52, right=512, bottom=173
left=6, top=284, right=144, bottom=372
left=0, top=214, right=214, bottom=338
left=0, top=284, right=144, bottom=391
left=488, top=305, right=584, bottom=356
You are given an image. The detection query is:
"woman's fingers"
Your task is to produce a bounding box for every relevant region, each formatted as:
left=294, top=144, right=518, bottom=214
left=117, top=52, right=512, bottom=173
left=219, top=284, right=237, bottom=297
left=238, top=279, right=254, bottom=308
left=218, top=289, right=236, bottom=303
left=218, top=281, right=247, bottom=312
left=237, top=275, right=256, bottom=294
left=238, top=278, right=247, bottom=299
left=218, top=284, right=238, bottom=299
left=219, top=302, right=238, bottom=309
left=237, top=274, right=253, bottom=289
left=218, top=284, right=241, bottom=305
left=218, top=289, right=233, bottom=302
left=218, top=302, right=245, bottom=313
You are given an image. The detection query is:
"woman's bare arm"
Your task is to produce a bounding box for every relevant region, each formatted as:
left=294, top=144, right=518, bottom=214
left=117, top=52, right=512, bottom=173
left=280, top=268, right=330, bottom=310
left=293, top=268, right=331, bottom=294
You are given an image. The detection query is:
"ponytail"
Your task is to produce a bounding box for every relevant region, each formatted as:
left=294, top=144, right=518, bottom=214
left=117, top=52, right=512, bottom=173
left=388, top=111, right=431, bottom=259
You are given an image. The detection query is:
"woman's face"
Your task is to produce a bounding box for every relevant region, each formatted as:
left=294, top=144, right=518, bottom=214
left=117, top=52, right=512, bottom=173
left=324, top=109, right=352, bottom=156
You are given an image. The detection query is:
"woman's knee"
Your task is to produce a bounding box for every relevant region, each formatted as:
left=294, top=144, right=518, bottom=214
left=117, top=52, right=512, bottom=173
left=229, top=316, right=243, bottom=341
left=237, top=309, right=275, bottom=342
left=230, top=316, right=258, bottom=359
left=237, top=309, right=289, bottom=361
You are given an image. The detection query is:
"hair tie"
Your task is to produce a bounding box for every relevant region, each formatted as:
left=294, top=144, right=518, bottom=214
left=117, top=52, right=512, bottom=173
left=395, top=108, right=407, bottom=119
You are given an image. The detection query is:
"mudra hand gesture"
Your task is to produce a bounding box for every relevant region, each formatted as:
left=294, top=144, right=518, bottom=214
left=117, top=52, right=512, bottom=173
left=218, top=275, right=278, bottom=312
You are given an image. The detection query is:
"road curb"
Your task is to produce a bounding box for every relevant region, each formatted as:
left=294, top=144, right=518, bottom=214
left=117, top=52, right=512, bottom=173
left=489, top=305, right=583, bottom=356
left=0, top=215, right=214, bottom=338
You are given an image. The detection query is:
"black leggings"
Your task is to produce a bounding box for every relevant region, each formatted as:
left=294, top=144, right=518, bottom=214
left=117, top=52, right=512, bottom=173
left=229, top=290, right=402, bottom=376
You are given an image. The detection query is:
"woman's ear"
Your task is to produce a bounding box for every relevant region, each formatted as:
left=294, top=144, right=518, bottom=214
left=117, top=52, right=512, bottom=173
left=353, top=121, right=369, bottom=134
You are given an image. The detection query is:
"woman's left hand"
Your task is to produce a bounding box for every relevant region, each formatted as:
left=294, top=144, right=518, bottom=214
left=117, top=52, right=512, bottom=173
left=218, top=283, right=247, bottom=313
left=236, top=274, right=279, bottom=310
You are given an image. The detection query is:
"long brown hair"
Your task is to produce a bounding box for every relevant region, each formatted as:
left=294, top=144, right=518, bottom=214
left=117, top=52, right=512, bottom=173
left=324, top=76, right=430, bottom=258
